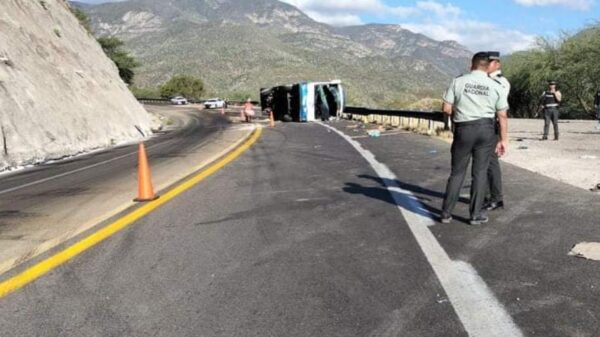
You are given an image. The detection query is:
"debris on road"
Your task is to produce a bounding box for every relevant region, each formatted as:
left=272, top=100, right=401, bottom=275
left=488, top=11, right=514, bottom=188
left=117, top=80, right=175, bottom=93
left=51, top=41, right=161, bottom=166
left=518, top=145, right=528, bottom=150
left=580, top=155, right=597, bottom=160
left=569, top=242, right=600, bottom=261
left=368, top=130, right=381, bottom=138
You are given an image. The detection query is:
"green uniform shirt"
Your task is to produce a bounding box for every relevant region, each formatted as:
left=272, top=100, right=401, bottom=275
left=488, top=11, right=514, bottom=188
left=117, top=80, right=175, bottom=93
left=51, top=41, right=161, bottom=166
left=443, top=70, right=509, bottom=123
left=490, top=70, right=511, bottom=100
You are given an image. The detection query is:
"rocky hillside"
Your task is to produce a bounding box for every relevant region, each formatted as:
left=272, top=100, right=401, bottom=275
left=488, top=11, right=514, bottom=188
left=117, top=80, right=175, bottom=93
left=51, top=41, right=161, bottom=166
left=81, top=0, right=472, bottom=107
left=0, top=0, right=152, bottom=170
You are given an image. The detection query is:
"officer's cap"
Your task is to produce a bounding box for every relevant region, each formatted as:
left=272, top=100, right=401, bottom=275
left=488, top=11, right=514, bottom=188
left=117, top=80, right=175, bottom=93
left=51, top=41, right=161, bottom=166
left=472, top=52, right=490, bottom=64
left=548, top=80, right=557, bottom=85
left=487, top=51, right=501, bottom=61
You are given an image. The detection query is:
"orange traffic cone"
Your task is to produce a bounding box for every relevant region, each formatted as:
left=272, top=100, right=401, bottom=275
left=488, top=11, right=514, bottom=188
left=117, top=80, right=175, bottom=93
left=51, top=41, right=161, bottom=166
left=269, top=110, right=275, bottom=128
left=134, top=143, right=159, bottom=202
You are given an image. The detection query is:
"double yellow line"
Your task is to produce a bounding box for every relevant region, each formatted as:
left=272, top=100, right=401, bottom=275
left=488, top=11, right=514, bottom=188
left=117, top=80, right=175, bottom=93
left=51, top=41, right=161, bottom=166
left=0, top=126, right=263, bottom=298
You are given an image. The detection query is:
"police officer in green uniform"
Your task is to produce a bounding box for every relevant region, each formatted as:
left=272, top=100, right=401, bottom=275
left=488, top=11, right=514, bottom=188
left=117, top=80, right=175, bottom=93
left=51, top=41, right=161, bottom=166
left=485, top=51, right=510, bottom=211
left=440, top=52, right=509, bottom=225
left=540, top=81, right=562, bottom=140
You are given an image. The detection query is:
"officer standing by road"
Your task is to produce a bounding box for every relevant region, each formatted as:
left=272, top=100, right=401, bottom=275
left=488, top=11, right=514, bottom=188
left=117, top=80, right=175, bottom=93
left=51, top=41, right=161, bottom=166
left=540, top=81, right=562, bottom=140
left=440, top=52, right=509, bottom=225
left=593, top=88, right=600, bottom=129
left=485, top=51, right=510, bottom=211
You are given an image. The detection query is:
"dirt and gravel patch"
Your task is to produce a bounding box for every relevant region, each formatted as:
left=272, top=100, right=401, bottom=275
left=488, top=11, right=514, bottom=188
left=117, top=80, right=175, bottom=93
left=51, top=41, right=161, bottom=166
left=503, top=119, right=600, bottom=191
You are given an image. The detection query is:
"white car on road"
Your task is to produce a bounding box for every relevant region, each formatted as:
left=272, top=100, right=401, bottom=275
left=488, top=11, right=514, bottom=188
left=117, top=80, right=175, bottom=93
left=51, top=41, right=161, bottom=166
left=170, top=96, right=188, bottom=105
left=204, top=98, right=226, bottom=109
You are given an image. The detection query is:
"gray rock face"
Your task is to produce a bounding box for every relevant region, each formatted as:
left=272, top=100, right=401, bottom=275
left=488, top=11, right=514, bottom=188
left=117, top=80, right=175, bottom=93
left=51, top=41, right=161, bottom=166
left=0, top=0, right=152, bottom=170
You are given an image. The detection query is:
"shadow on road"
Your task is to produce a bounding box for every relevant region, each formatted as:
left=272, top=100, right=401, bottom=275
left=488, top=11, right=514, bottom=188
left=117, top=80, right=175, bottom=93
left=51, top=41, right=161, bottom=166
left=343, top=174, right=471, bottom=224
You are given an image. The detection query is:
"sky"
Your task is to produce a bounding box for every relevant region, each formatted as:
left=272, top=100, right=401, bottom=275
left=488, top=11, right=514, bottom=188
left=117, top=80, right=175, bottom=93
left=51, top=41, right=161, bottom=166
left=79, top=0, right=600, bottom=53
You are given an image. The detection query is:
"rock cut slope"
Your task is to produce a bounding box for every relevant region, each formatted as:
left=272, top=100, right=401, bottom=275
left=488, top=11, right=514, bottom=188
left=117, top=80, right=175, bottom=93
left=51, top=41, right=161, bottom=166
left=0, top=0, right=152, bottom=170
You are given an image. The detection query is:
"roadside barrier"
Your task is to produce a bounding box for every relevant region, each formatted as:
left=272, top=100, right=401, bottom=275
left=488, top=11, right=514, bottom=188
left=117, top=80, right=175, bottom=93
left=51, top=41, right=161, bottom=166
left=136, top=98, right=260, bottom=105
left=134, top=143, right=159, bottom=202
left=342, top=106, right=451, bottom=134
left=135, top=98, right=450, bottom=133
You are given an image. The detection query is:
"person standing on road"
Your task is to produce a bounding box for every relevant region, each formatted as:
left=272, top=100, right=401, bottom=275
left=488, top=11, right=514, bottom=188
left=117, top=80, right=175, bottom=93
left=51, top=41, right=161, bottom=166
left=440, top=52, right=509, bottom=226
left=540, top=81, right=562, bottom=140
left=485, top=51, right=510, bottom=211
left=243, top=98, right=255, bottom=123
left=594, top=88, right=600, bottom=129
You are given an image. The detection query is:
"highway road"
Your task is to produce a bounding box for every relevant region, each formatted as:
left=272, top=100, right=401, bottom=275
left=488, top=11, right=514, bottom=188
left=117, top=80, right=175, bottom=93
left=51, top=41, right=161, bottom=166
left=0, top=105, right=227, bottom=196
left=0, top=119, right=598, bottom=336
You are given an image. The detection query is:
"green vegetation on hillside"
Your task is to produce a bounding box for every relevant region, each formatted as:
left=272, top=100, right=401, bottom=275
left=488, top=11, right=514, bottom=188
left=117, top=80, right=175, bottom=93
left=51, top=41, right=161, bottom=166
left=130, top=86, right=161, bottom=99
left=504, top=26, right=600, bottom=119
left=160, top=75, right=204, bottom=99
left=97, top=36, right=139, bottom=85
left=69, top=5, right=139, bottom=86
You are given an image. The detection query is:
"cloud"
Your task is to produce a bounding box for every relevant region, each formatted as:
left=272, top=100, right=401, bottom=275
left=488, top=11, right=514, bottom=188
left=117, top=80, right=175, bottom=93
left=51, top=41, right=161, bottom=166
left=513, top=0, right=594, bottom=10
left=281, top=0, right=417, bottom=22
left=404, top=20, right=536, bottom=53
left=282, top=0, right=536, bottom=53
left=415, top=1, right=461, bottom=17
left=404, top=2, right=536, bottom=53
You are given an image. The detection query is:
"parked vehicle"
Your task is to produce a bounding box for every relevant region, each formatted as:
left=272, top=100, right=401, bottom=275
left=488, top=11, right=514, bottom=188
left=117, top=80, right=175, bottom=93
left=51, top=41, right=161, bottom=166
left=170, top=96, right=188, bottom=105
left=204, top=98, right=226, bottom=109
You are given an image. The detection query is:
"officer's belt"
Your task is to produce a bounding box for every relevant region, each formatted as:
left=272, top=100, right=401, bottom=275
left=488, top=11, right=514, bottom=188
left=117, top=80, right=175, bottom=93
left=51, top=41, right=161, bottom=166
left=454, top=118, right=495, bottom=127
left=544, top=104, right=559, bottom=107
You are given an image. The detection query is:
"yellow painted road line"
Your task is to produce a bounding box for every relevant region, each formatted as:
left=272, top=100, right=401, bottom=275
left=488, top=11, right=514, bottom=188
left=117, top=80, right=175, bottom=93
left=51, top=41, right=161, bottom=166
left=0, top=125, right=263, bottom=299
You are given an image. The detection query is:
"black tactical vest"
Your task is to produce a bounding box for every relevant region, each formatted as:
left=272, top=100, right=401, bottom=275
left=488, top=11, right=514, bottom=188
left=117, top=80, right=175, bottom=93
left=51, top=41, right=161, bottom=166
left=543, top=92, right=559, bottom=108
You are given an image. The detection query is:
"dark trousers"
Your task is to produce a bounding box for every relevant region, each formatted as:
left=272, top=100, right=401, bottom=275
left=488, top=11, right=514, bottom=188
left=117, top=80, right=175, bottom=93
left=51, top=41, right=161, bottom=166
left=442, top=119, right=496, bottom=218
left=487, top=152, right=503, bottom=203
left=543, top=108, right=559, bottom=139
left=319, top=105, right=330, bottom=121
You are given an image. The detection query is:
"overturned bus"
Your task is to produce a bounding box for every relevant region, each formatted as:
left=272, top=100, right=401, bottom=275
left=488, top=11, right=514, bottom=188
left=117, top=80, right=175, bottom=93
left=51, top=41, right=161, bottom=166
left=260, top=80, right=345, bottom=122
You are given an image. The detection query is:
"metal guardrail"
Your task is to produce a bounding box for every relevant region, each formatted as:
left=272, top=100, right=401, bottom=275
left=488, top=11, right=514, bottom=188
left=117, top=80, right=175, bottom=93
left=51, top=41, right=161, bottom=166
left=136, top=99, right=449, bottom=129
left=345, top=106, right=445, bottom=121
left=136, top=98, right=260, bottom=105
left=344, top=106, right=450, bottom=130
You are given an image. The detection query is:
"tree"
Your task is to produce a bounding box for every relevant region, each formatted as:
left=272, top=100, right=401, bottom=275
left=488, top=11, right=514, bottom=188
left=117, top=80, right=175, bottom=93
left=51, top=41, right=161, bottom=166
left=160, top=75, right=204, bottom=99
left=130, top=86, right=161, bottom=99
left=503, top=26, right=600, bottom=119
left=97, top=36, right=139, bottom=85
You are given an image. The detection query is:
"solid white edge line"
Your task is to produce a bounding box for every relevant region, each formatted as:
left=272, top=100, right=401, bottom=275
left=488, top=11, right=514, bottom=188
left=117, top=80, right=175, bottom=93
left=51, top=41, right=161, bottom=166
left=319, top=122, right=524, bottom=337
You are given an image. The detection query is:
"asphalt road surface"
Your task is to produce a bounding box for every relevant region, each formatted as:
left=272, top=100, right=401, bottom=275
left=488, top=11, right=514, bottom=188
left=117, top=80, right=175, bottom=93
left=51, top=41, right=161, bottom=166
left=0, top=121, right=598, bottom=337
left=0, top=105, right=228, bottom=197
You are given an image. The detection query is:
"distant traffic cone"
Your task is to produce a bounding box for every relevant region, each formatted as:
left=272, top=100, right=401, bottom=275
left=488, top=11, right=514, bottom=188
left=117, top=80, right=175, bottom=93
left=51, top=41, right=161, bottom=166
left=134, top=143, right=159, bottom=202
left=269, top=110, right=275, bottom=128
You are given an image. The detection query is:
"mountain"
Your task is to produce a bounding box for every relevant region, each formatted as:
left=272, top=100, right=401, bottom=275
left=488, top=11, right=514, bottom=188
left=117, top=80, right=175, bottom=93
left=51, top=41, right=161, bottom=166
left=79, top=0, right=472, bottom=107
